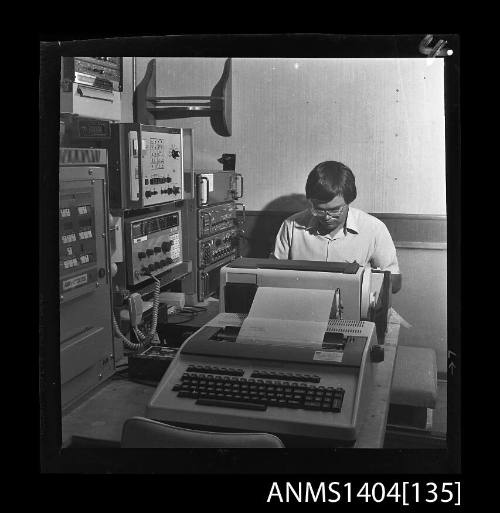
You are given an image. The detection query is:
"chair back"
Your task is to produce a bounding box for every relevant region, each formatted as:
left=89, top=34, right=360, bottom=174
left=121, top=416, right=285, bottom=448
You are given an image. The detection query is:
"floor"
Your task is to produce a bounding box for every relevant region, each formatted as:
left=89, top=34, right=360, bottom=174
left=62, top=377, right=155, bottom=447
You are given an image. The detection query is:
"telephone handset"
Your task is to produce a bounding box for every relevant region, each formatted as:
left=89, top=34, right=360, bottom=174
left=112, top=273, right=161, bottom=350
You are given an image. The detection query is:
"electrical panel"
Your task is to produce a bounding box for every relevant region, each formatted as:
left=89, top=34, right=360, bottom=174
left=196, top=170, right=242, bottom=207
left=198, top=203, right=239, bottom=238
left=59, top=148, right=115, bottom=409
left=62, top=57, right=122, bottom=92
left=60, top=57, right=122, bottom=121
left=59, top=188, right=98, bottom=298
left=59, top=114, right=112, bottom=147
left=181, top=168, right=246, bottom=303
left=198, top=228, right=239, bottom=269
left=109, top=124, right=185, bottom=210
left=124, top=210, right=183, bottom=287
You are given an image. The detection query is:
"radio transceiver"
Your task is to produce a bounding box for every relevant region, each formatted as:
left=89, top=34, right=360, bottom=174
left=124, top=210, right=183, bottom=287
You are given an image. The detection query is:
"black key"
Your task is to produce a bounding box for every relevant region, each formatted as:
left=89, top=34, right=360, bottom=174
left=288, top=400, right=301, bottom=408
left=332, top=398, right=342, bottom=412
left=172, top=384, right=182, bottom=391
left=304, top=401, right=322, bottom=410
left=196, top=398, right=266, bottom=411
left=268, top=398, right=278, bottom=405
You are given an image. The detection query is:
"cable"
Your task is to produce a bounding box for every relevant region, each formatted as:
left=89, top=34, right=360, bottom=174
left=182, top=305, right=207, bottom=312
left=134, top=274, right=161, bottom=342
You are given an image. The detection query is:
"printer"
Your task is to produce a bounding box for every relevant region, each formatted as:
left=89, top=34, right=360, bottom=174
left=220, top=258, right=392, bottom=343
left=146, top=258, right=390, bottom=445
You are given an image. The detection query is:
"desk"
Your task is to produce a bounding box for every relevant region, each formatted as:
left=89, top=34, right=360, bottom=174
left=62, top=309, right=401, bottom=448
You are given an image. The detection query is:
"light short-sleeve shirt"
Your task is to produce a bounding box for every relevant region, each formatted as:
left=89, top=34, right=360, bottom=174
left=272, top=207, right=400, bottom=274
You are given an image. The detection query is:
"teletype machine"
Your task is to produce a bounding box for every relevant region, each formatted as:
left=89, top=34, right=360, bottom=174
left=146, top=258, right=391, bottom=444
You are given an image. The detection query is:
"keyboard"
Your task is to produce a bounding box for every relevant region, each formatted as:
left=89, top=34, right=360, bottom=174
left=171, top=365, right=345, bottom=413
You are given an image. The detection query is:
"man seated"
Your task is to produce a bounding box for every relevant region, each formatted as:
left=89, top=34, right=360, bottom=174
left=272, top=161, right=402, bottom=293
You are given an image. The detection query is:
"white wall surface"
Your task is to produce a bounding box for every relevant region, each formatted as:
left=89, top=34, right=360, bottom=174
left=135, top=57, right=446, bottom=214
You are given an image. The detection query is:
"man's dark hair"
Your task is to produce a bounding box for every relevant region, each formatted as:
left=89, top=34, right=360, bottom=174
left=305, top=161, right=357, bottom=204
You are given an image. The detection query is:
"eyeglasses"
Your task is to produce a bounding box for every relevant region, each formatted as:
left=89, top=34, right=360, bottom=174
left=310, top=203, right=347, bottom=218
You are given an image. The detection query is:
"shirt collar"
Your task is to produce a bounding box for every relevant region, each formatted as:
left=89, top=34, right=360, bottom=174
left=344, top=207, right=359, bottom=234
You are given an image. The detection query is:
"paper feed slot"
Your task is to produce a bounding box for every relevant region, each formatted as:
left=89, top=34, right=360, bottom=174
left=76, top=84, right=115, bottom=102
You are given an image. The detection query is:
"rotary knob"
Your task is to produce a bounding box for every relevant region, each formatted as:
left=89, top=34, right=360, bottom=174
left=170, top=149, right=180, bottom=159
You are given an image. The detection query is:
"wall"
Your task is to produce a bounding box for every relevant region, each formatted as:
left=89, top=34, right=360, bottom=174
left=135, top=57, right=446, bottom=215
left=133, top=57, right=448, bottom=374
left=391, top=247, right=447, bottom=375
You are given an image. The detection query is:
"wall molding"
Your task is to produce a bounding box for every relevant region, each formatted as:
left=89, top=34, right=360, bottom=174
left=238, top=211, right=447, bottom=256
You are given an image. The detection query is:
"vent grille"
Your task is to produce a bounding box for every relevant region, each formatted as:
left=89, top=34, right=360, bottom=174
left=327, top=319, right=364, bottom=334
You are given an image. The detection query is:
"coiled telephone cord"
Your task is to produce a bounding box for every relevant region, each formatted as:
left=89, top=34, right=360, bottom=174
left=112, top=274, right=161, bottom=351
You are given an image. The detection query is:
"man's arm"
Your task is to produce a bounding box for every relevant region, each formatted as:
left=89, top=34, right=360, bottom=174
left=271, top=219, right=292, bottom=259
left=372, top=222, right=402, bottom=293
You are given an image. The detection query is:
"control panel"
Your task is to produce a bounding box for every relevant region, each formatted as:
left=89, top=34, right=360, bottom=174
left=62, top=57, right=122, bottom=92
left=60, top=114, right=112, bottom=147
left=110, top=124, right=185, bottom=210
left=198, top=228, right=239, bottom=268
left=195, top=170, right=243, bottom=207
left=198, top=203, right=239, bottom=238
left=125, top=210, right=183, bottom=286
left=59, top=186, right=98, bottom=299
